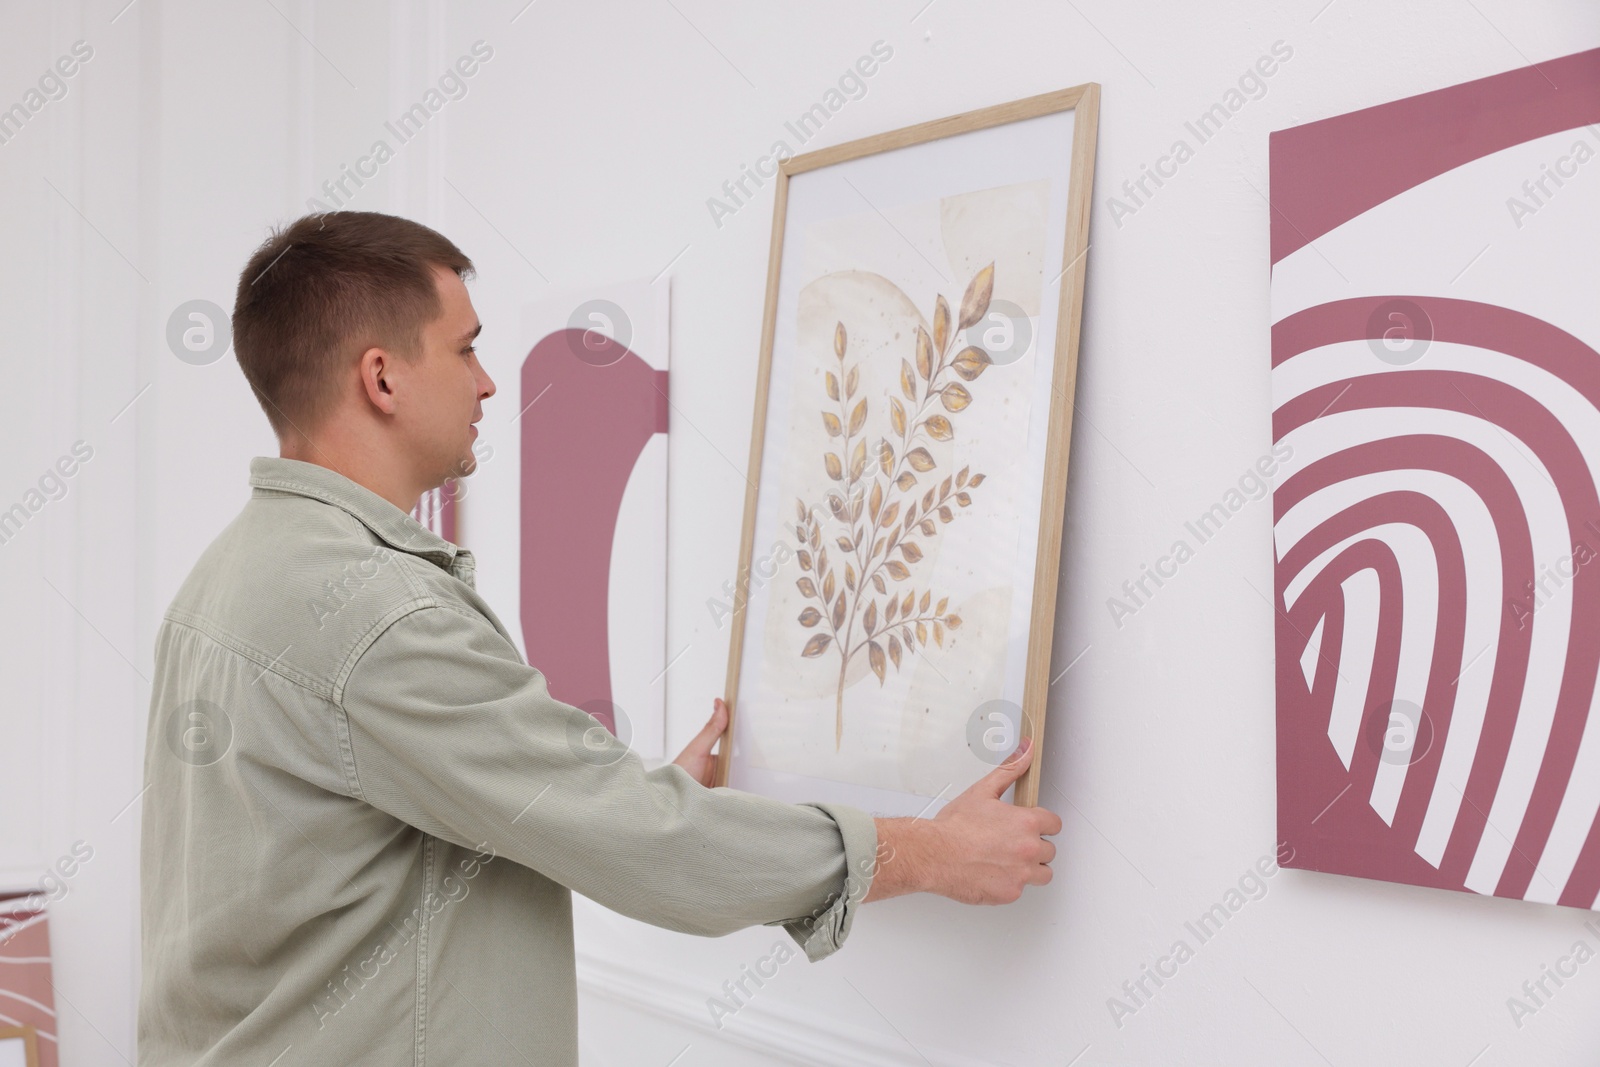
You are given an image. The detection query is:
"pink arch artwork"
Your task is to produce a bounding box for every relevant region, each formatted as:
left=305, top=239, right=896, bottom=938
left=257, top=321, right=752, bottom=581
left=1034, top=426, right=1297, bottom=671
left=518, top=329, right=669, bottom=735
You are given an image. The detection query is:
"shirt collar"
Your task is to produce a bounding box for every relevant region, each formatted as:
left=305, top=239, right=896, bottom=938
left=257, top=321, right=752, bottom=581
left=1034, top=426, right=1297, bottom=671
left=248, top=456, right=463, bottom=571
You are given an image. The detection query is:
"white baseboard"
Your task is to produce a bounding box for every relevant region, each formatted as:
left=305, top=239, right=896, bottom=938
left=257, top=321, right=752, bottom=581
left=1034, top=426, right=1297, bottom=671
left=575, top=945, right=997, bottom=1067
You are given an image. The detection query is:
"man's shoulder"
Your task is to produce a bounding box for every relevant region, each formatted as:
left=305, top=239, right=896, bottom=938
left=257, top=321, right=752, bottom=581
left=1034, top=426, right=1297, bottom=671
left=161, top=491, right=454, bottom=693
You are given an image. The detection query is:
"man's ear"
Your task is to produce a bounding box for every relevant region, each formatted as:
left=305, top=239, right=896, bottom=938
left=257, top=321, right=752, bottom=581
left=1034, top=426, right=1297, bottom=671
left=358, top=345, right=401, bottom=416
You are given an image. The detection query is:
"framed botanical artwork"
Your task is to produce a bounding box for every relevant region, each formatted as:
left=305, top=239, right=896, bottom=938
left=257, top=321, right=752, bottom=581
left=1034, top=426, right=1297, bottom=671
left=714, top=84, right=1100, bottom=815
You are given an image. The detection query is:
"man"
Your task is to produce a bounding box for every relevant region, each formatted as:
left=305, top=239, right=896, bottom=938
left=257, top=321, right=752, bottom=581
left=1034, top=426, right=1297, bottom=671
left=138, top=210, right=1060, bottom=1065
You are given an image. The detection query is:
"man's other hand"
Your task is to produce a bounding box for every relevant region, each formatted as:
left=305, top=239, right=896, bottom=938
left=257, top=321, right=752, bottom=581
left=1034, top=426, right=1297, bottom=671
left=673, top=697, right=729, bottom=787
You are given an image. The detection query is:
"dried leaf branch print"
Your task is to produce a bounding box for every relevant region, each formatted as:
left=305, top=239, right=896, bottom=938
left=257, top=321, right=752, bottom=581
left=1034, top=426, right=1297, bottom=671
left=794, top=263, right=998, bottom=750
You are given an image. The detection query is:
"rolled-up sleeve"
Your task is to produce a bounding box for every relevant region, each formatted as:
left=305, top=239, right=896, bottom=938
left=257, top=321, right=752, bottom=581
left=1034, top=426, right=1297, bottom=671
left=337, top=602, right=876, bottom=961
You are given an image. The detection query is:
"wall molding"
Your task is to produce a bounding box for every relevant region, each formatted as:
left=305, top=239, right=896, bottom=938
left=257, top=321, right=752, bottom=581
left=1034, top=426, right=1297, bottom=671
left=575, top=945, right=997, bottom=1067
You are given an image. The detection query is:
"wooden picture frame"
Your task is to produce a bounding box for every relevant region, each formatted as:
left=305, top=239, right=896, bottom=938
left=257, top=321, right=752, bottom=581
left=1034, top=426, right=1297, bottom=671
left=714, top=84, right=1100, bottom=813
left=0, top=1025, right=39, bottom=1067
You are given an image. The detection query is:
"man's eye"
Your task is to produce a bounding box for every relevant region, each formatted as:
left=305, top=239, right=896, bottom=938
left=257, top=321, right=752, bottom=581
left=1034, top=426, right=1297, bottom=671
left=463, top=346, right=477, bottom=357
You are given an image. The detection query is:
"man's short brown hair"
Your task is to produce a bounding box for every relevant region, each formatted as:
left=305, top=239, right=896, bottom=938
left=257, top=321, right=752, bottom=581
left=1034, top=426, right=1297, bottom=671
left=232, top=211, right=474, bottom=437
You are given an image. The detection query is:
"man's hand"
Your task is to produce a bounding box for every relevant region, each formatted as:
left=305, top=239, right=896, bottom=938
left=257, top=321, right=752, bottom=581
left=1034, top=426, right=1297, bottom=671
left=673, top=697, right=729, bottom=787
left=864, top=737, right=1061, bottom=904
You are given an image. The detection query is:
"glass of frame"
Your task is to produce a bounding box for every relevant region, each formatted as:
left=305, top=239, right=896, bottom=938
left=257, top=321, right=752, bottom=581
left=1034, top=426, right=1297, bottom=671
left=714, top=84, right=1100, bottom=815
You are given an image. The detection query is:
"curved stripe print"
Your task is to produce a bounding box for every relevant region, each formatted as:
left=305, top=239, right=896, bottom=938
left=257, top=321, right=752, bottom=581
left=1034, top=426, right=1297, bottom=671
left=1273, top=296, right=1600, bottom=909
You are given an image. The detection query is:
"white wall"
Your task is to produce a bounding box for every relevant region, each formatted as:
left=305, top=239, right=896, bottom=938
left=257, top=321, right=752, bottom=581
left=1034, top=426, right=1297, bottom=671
left=4, top=1, right=1599, bottom=1064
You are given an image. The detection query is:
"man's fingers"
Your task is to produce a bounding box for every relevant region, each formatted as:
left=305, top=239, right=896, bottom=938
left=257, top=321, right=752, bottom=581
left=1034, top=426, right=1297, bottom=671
left=671, top=699, right=729, bottom=787
left=707, top=697, right=728, bottom=730
left=1033, top=806, right=1063, bottom=837
left=974, top=735, right=1033, bottom=797
left=688, top=698, right=728, bottom=752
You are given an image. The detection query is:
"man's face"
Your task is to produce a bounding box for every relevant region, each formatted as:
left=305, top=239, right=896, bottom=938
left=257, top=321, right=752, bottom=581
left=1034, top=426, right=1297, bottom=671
left=403, top=265, right=495, bottom=489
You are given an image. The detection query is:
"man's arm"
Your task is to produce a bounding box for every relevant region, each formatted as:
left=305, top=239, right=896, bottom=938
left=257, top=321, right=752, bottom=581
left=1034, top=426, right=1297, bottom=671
left=673, top=701, right=1062, bottom=908
left=339, top=603, right=876, bottom=960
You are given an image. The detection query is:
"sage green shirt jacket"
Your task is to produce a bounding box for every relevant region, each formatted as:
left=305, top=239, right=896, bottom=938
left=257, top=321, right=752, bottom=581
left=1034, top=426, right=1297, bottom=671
left=137, top=456, right=878, bottom=1066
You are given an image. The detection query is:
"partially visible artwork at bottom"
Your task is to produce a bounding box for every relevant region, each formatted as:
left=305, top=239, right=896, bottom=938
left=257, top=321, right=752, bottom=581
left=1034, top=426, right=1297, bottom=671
left=0, top=905, right=55, bottom=1067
